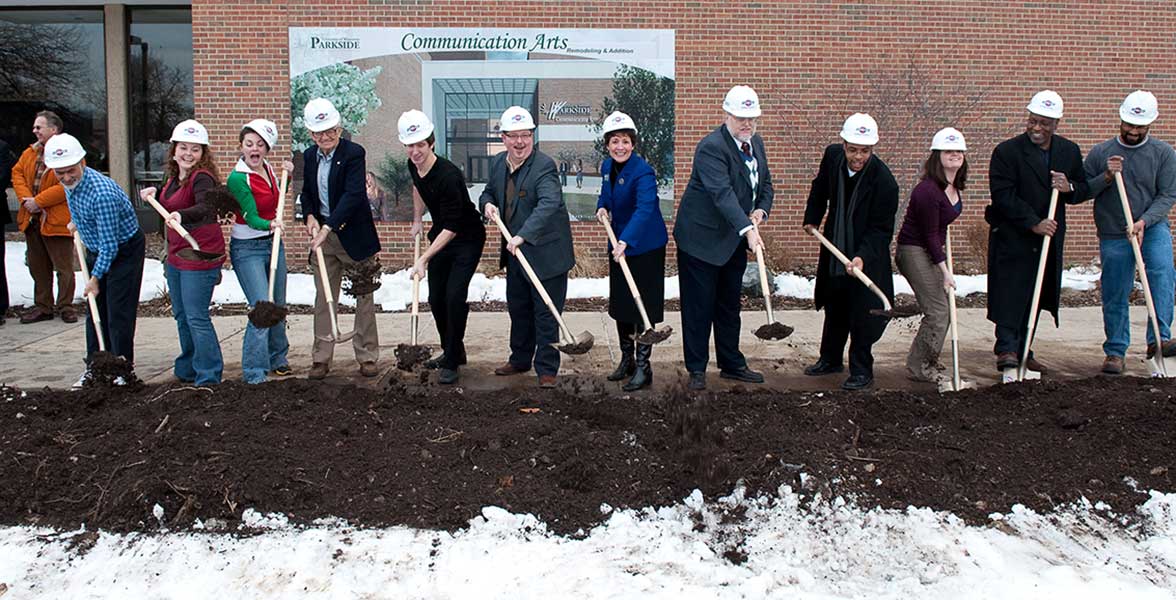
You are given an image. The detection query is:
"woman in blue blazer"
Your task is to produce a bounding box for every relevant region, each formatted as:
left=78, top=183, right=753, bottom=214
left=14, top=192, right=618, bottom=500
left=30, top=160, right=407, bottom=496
left=594, top=111, right=668, bottom=391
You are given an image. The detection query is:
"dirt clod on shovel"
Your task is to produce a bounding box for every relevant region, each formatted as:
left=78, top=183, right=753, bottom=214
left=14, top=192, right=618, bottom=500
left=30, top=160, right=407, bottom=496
left=870, top=304, right=922, bottom=319
left=342, top=259, right=383, bottom=298
left=635, top=327, right=674, bottom=345
left=247, top=302, right=288, bottom=329
left=86, top=352, right=140, bottom=389
left=754, top=322, right=794, bottom=340
left=394, top=344, right=431, bottom=371
left=203, top=185, right=242, bottom=221
left=556, top=335, right=594, bottom=355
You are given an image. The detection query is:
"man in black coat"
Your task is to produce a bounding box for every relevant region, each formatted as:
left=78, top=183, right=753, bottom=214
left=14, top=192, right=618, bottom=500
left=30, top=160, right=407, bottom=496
left=0, top=138, right=14, bottom=325
left=673, top=85, right=774, bottom=391
left=802, top=113, right=899, bottom=390
left=301, top=98, right=382, bottom=379
left=987, top=90, right=1090, bottom=374
left=480, top=106, right=575, bottom=388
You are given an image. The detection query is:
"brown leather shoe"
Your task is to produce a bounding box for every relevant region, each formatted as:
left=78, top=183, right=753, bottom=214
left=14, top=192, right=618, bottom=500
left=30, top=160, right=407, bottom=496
left=308, top=362, right=330, bottom=380
left=538, top=374, right=557, bottom=388
left=1101, top=355, right=1124, bottom=375
left=995, top=352, right=1019, bottom=371
left=1146, top=339, right=1176, bottom=359
left=1025, top=356, right=1047, bottom=373
left=359, top=361, right=379, bottom=377
left=20, top=308, right=53, bottom=324
left=494, top=362, right=531, bottom=376
left=59, top=308, right=79, bottom=324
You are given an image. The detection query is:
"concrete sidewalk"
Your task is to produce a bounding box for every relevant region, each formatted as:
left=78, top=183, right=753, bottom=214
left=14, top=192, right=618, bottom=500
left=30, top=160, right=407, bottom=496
left=0, top=307, right=1154, bottom=391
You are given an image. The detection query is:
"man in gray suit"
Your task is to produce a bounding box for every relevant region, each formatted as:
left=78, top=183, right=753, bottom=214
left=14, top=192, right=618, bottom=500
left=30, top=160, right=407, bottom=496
left=480, top=106, right=575, bottom=388
left=674, top=85, right=774, bottom=390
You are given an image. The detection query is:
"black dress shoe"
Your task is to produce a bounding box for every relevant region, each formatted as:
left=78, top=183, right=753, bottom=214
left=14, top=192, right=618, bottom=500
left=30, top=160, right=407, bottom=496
left=804, top=359, right=844, bottom=376
left=438, top=368, right=459, bottom=384
left=688, top=371, right=706, bottom=390
left=842, top=374, right=874, bottom=390
left=719, top=367, right=764, bottom=384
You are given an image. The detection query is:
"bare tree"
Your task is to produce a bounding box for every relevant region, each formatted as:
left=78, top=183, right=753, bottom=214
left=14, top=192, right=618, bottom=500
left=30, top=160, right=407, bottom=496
left=0, top=23, right=87, bottom=100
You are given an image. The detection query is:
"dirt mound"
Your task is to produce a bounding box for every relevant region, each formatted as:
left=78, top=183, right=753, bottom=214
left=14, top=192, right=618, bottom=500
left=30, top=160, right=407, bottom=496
left=1, top=376, right=1173, bottom=535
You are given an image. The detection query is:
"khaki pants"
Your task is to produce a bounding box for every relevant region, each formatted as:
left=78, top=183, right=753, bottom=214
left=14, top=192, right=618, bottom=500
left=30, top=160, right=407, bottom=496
left=311, top=232, right=379, bottom=365
left=26, top=226, right=76, bottom=313
left=895, top=244, right=950, bottom=380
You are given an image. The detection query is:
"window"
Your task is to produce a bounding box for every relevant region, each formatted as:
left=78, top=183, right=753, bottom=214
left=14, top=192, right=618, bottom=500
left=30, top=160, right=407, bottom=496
left=129, top=7, right=194, bottom=189
left=0, top=9, right=108, bottom=172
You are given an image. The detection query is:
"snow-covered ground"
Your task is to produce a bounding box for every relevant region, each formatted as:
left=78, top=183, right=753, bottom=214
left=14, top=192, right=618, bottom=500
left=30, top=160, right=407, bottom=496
left=4, top=241, right=1103, bottom=314
left=1, top=487, right=1173, bottom=598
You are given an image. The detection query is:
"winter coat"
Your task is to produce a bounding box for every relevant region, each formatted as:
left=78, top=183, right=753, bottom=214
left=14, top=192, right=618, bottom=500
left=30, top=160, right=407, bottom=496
left=12, top=142, right=70, bottom=237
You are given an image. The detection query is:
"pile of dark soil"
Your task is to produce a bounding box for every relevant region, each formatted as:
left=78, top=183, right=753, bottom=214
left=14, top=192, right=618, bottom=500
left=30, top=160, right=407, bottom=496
left=342, top=259, right=383, bottom=298
left=1, top=376, right=1173, bottom=535
left=85, top=352, right=141, bottom=390
left=393, top=343, right=431, bottom=371
left=753, top=322, right=793, bottom=340
left=247, top=301, right=288, bottom=329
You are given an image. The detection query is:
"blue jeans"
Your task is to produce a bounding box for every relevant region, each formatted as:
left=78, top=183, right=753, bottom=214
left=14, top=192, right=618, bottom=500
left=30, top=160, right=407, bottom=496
left=1100, top=223, right=1175, bottom=357
left=230, top=236, right=289, bottom=384
left=165, top=264, right=223, bottom=385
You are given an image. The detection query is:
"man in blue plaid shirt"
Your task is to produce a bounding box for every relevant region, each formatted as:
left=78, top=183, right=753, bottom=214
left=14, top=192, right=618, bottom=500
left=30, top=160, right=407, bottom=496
left=45, top=134, right=145, bottom=380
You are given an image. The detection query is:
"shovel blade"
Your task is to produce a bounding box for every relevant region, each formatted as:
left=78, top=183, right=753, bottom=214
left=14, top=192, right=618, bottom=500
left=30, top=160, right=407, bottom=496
left=552, top=331, right=594, bottom=355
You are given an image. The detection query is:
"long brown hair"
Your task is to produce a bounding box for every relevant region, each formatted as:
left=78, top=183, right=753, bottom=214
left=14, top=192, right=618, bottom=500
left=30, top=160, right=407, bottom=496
left=164, top=142, right=221, bottom=185
left=922, top=150, right=968, bottom=191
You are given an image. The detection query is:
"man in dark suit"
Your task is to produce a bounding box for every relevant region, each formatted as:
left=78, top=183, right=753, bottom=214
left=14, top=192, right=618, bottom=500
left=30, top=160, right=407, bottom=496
left=987, top=90, right=1090, bottom=375
left=301, top=97, right=382, bottom=379
left=480, top=106, right=575, bottom=388
left=802, top=113, right=899, bottom=391
left=673, top=85, right=774, bottom=391
left=0, top=138, right=14, bottom=325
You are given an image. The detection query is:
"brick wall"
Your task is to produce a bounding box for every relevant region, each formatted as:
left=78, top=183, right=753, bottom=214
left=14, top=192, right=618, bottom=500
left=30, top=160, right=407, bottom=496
left=193, top=0, right=1176, bottom=274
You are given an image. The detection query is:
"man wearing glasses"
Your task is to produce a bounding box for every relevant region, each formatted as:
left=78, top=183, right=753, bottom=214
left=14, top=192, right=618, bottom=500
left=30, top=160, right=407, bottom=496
left=673, top=85, right=774, bottom=391
left=300, top=97, right=382, bottom=380
left=480, top=106, right=574, bottom=388
left=987, top=90, right=1090, bottom=374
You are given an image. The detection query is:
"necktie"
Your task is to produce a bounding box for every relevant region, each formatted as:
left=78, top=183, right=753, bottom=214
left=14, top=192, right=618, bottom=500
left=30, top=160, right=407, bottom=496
left=741, top=142, right=751, bottom=156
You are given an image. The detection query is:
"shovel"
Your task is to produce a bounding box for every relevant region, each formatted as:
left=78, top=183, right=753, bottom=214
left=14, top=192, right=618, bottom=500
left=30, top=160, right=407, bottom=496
left=1017, top=189, right=1059, bottom=381
left=394, top=232, right=432, bottom=370
left=73, top=234, right=134, bottom=385
left=750, top=224, right=794, bottom=340
left=597, top=214, right=672, bottom=344
left=491, top=211, right=593, bottom=355
left=1115, top=172, right=1167, bottom=377
left=248, top=168, right=289, bottom=329
left=942, top=229, right=976, bottom=392
left=142, top=192, right=224, bottom=262
left=314, top=245, right=356, bottom=344
left=73, top=235, right=106, bottom=353
left=808, top=228, right=919, bottom=318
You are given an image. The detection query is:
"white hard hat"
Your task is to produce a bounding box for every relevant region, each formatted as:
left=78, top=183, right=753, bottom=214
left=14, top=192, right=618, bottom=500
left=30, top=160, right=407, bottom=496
left=303, top=98, right=341, bottom=132
left=722, top=85, right=761, bottom=118
left=243, top=118, right=278, bottom=149
left=930, top=127, right=967, bottom=151
left=602, top=111, right=637, bottom=136
left=170, top=119, right=209, bottom=146
left=1027, top=90, right=1064, bottom=119
left=1120, top=90, right=1158, bottom=126
left=43, top=133, right=86, bottom=169
left=840, top=113, right=879, bottom=146
left=398, top=110, right=435, bottom=145
left=499, top=106, right=535, bottom=132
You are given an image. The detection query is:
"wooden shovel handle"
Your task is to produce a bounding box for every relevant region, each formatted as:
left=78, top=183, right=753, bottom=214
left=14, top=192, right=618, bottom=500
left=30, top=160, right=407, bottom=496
left=491, top=211, right=575, bottom=344
left=1115, top=172, right=1167, bottom=376
left=1018, top=188, right=1059, bottom=380
left=143, top=193, right=201, bottom=252
left=752, top=224, right=775, bottom=323
left=267, top=168, right=288, bottom=302
left=73, top=234, right=106, bottom=352
left=314, top=246, right=342, bottom=338
left=946, top=228, right=960, bottom=391
left=808, top=228, right=892, bottom=312
left=597, top=215, right=654, bottom=332
left=411, top=232, right=421, bottom=346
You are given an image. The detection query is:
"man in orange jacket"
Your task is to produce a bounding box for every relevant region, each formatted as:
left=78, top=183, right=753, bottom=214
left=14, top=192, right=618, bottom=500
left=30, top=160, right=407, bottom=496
left=12, top=110, right=76, bottom=324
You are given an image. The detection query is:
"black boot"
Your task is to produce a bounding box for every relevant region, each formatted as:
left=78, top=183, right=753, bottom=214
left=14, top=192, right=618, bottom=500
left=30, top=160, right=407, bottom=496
left=608, top=323, right=636, bottom=381
left=623, top=343, right=652, bottom=391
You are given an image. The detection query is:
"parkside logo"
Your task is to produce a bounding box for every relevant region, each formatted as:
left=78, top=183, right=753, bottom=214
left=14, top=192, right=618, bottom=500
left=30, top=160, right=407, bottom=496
left=184, top=127, right=197, bottom=134
left=1131, top=107, right=1145, bottom=115
left=407, top=124, right=420, bottom=133
left=857, top=126, right=870, bottom=134
left=315, top=113, right=329, bottom=122
left=542, top=101, right=591, bottom=122
left=51, top=148, right=66, bottom=157
left=742, top=99, right=755, bottom=108
left=310, top=36, right=359, bottom=50
left=1042, top=99, right=1055, bottom=107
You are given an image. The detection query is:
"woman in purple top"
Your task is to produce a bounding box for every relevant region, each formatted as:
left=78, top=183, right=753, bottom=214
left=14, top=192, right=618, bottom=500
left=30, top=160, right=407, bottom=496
left=895, top=128, right=967, bottom=382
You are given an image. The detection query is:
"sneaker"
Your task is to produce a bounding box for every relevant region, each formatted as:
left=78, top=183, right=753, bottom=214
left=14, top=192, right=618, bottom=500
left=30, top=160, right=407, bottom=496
left=71, top=370, right=91, bottom=389
left=271, top=365, right=293, bottom=377
left=113, top=376, right=127, bottom=387
left=1101, top=355, right=1124, bottom=375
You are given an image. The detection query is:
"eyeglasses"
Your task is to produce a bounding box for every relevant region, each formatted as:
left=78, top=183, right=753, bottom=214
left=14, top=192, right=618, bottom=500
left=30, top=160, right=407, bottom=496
left=502, top=131, right=534, bottom=140
left=731, top=116, right=758, bottom=125
left=1026, top=117, right=1058, bottom=130
left=310, top=128, right=340, bottom=140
